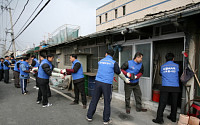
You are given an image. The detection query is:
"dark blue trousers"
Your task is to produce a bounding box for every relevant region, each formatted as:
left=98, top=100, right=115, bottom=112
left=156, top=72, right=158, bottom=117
left=20, top=79, right=27, bottom=94
left=87, top=81, right=112, bottom=122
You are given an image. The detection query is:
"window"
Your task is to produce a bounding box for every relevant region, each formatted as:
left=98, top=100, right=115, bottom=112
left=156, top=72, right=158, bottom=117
left=120, top=46, right=132, bottom=65
left=64, top=55, right=71, bottom=66
left=135, top=44, right=151, bottom=77
left=123, top=6, right=126, bottom=16
left=115, top=9, right=118, bottom=18
left=105, top=13, right=108, bottom=22
left=84, top=48, right=90, bottom=53
left=64, top=47, right=73, bottom=66
left=99, top=46, right=107, bottom=57
left=99, top=16, right=102, bottom=24
left=91, top=47, right=99, bottom=71
left=161, top=24, right=176, bottom=35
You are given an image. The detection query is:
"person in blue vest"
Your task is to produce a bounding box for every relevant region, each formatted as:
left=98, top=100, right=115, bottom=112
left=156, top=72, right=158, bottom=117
left=10, top=56, right=16, bottom=80
left=10, top=56, right=16, bottom=65
left=31, top=55, right=40, bottom=89
left=152, top=53, right=180, bottom=124
left=0, top=58, right=4, bottom=81
left=64, top=54, right=87, bottom=109
left=86, top=49, right=130, bottom=125
left=13, top=57, right=23, bottom=88
left=37, top=54, right=64, bottom=108
left=121, top=52, right=147, bottom=114
left=31, top=55, right=40, bottom=68
left=20, top=57, right=31, bottom=95
left=3, top=56, right=11, bottom=83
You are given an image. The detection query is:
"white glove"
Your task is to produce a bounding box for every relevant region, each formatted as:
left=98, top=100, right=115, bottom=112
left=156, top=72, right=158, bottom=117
left=53, top=68, right=61, bottom=73
left=118, top=72, right=130, bottom=83
left=127, top=73, right=131, bottom=78
left=127, top=72, right=137, bottom=80
left=124, top=78, right=130, bottom=83
left=60, top=69, right=66, bottom=74
left=32, top=67, right=38, bottom=72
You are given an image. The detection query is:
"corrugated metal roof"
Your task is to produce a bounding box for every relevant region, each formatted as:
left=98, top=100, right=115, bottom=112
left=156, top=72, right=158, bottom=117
left=35, top=2, right=200, bottom=51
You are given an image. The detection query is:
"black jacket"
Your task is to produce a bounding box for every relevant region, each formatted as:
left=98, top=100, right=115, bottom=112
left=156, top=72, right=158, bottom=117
left=37, top=63, right=54, bottom=85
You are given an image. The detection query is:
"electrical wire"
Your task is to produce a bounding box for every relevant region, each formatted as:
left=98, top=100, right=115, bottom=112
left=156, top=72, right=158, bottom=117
left=12, top=0, right=19, bottom=17
left=14, top=0, right=51, bottom=40
left=17, top=0, right=44, bottom=34
left=5, top=0, right=13, bottom=8
left=0, top=0, right=13, bottom=16
left=12, top=0, right=30, bottom=28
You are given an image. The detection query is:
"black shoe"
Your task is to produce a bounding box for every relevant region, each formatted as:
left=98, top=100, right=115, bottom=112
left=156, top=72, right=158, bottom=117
left=15, top=85, right=20, bottom=88
left=136, top=108, right=147, bottom=112
left=36, top=101, right=41, bottom=104
left=167, top=115, right=176, bottom=122
left=83, top=105, right=87, bottom=109
left=152, top=119, right=164, bottom=124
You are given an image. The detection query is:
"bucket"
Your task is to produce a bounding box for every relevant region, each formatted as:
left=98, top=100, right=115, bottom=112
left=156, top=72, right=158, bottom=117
left=152, top=89, right=160, bottom=102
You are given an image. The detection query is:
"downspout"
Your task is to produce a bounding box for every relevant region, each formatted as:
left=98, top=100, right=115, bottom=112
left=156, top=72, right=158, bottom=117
left=180, top=32, right=190, bottom=114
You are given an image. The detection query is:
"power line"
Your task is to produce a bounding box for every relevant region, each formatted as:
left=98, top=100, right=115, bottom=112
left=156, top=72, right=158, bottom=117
left=12, top=0, right=19, bottom=17
left=17, top=0, right=44, bottom=34
left=6, top=42, right=12, bottom=53
left=5, top=0, right=13, bottom=7
left=12, top=0, right=30, bottom=28
left=15, top=0, right=51, bottom=40
left=0, top=0, right=13, bottom=15
left=15, top=40, right=23, bottom=50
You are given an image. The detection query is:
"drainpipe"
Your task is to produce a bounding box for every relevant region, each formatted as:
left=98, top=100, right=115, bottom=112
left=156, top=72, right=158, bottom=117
left=180, top=32, right=190, bottom=114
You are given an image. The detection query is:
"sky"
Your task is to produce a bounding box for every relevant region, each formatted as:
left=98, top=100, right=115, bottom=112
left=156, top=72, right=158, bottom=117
left=0, top=0, right=110, bottom=55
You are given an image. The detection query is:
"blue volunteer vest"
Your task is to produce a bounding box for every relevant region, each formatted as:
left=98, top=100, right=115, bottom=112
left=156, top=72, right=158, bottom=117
left=95, top=55, right=116, bottom=84
left=38, top=59, right=52, bottom=79
left=14, top=60, right=22, bottom=72
left=11, top=59, right=16, bottom=64
left=161, top=61, right=179, bottom=87
left=20, top=61, right=30, bottom=78
left=126, top=60, right=142, bottom=84
left=3, top=60, right=10, bottom=70
left=71, top=59, right=84, bottom=80
left=0, top=62, right=3, bottom=70
left=33, top=58, right=40, bottom=67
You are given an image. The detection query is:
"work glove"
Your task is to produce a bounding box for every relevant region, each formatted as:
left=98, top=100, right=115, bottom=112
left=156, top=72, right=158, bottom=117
left=118, top=72, right=130, bottom=83
left=60, top=69, right=66, bottom=74
left=127, top=72, right=137, bottom=80
left=32, top=67, right=38, bottom=72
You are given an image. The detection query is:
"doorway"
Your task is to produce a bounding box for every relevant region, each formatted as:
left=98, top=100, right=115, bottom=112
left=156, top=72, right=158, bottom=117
left=152, top=37, right=184, bottom=107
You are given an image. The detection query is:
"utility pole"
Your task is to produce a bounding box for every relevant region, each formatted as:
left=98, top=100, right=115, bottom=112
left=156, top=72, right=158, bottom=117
left=1, top=5, right=16, bottom=58
left=8, top=7, right=16, bottom=58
